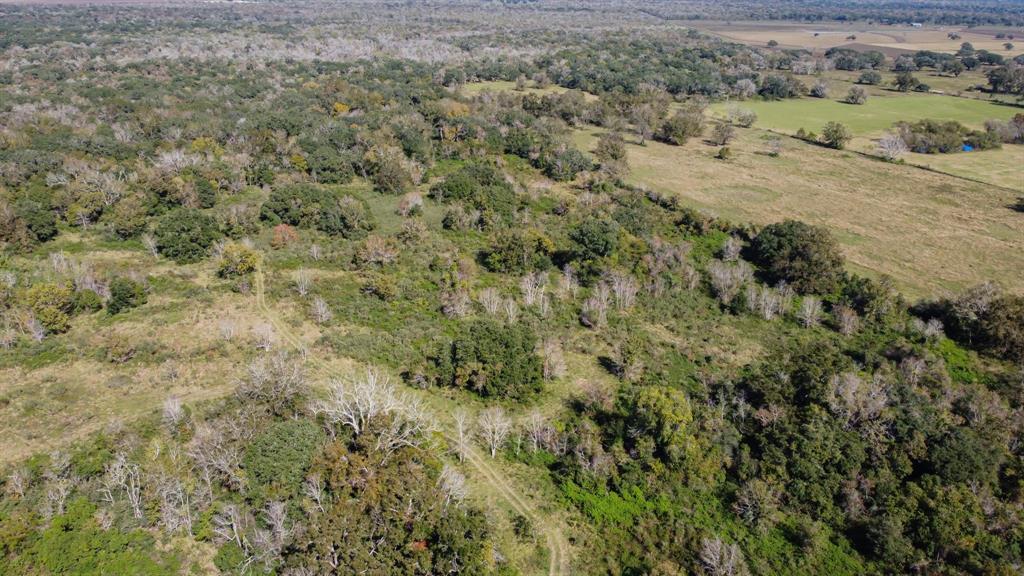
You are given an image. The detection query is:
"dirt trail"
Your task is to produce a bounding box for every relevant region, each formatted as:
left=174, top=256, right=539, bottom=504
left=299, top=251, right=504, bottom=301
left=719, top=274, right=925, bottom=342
left=253, top=265, right=570, bottom=576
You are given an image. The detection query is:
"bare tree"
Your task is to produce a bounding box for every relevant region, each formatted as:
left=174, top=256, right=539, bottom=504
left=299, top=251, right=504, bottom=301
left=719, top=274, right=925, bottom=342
left=745, top=285, right=783, bottom=320
left=557, top=265, right=580, bottom=300
left=700, top=537, right=749, bottom=576
left=503, top=298, right=520, bottom=324
left=308, top=244, right=322, bottom=261
left=311, top=368, right=400, bottom=436
left=478, top=406, right=512, bottom=458
left=581, top=282, right=611, bottom=328
left=310, top=296, right=333, bottom=324
left=219, top=319, right=237, bottom=341
left=733, top=479, right=780, bottom=532
left=162, top=395, right=185, bottom=431
left=252, top=324, right=274, bottom=351
left=835, top=305, right=860, bottom=336
left=6, top=468, right=29, bottom=498
left=101, top=453, right=144, bottom=520
left=720, top=236, right=742, bottom=262
left=523, top=409, right=550, bottom=452
left=878, top=132, right=908, bottom=161
left=827, top=372, right=889, bottom=428
left=797, top=296, right=822, bottom=328
left=477, top=287, right=502, bottom=316
left=540, top=338, right=567, bottom=379
left=293, top=269, right=312, bottom=298
left=452, top=409, right=472, bottom=463
left=237, top=352, right=307, bottom=415
left=304, top=473, right=326, bottom=513
left=438, top=464, right=468, bottom=509
left=607, top=270, right=639, bottom=310
left=155, top=472, right=193, bottom=535
left=440, top=289, right=471, bottom=318
left=188, top=423, right=244, bottom=493
left=520, top=271, right=547, bottom=307
left=141, top=233, right=159, bottom=258
left=708, top=260, right=752, bottom=305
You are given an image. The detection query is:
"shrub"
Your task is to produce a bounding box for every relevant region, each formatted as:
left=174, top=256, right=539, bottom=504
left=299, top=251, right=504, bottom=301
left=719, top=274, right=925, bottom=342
left=483, top=229, right=554, bottom=274
left=657, top=108, right=704, bottom=145
left=72, top=289, right=103, bottom=314
left=977, top=295, right=1024, bottom=363
left=710, top=123, right=736, bottom=145
left=857, top=70, right=883, bottom=85
left=749, top=220, right=844, bottom=295
left=244, top=419, right=323, bottom=498
left=25, top=282, right=74, bottom=333
left=154, top=208, right=220, bottom=263
left=845, top=86, right=868, bottom=105
left=430, top=162, right=518, bottom=221
left=217, top=243, right=260, bottom=278
left=821, top=121, right=852, bottom=149
left=716, top=146, right=733, bottom=160
left=435, top=318, right=544, bottom=400
left=107, top=277, right=147, bottom=315
left=570, top=219, right=620, bottom=262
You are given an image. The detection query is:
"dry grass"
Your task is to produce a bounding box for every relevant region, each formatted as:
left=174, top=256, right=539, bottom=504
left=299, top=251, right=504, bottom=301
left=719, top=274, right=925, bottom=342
left=575, top=126, right=1024, bottom=297
left=700, top=21, right=1021, bottom=54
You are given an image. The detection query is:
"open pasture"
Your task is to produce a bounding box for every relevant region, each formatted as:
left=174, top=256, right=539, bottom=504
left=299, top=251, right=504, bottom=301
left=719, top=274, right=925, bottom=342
left=700, top=21, right=1024, bottom=54
left=574, top=126, right=1024, bottom=296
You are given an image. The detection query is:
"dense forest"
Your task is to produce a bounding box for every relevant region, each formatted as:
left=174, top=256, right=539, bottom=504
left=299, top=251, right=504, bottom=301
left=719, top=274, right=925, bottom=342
left=1, top=1, right=1022, bottom=575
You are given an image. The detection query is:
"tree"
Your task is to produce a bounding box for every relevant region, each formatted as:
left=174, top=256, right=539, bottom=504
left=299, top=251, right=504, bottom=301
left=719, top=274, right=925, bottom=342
left=749, top=220, right=845, bottom=294
left=478, top=407, right=512, bottom=457
left=711, top=123, right=736, bottom=145
left=845, top=86, right=868, bottom=105
left=435, top=319, right=544, bottom=400
left=809, top=79, right=829, bottom=98
left=154, top=208, right=219, bottom=263
left=821, top=121, right=852, bottom=149
left=878, top=132, right=908, bottom=161
left=857, top=70, right=883, bottom=85
left=658, top=107, right=704, bottom=145
left=25, top=282, right=74, bottom=333
left=894, top=71, right=919, bottom=92
left=107, top=277, right=147, bottom=315
left=217, top=243, right=260, bottom=278
left=594, top=131, right=628, bottom=177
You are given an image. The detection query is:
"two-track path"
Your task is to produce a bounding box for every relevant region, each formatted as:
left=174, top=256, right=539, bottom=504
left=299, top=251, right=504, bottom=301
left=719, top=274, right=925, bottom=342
left=253, top=265, right=570, bottom=576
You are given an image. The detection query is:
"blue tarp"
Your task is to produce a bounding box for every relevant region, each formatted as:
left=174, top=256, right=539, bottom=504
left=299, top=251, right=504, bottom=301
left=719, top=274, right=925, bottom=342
left=962, top=144, right=974, bottom=152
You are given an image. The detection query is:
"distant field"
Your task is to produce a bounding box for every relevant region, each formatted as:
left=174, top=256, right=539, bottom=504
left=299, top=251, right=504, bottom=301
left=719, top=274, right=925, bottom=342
left=700, top=21, right=1024, bottom=55
left=709, top=94, right=1024, bottom=190
left=574, top=126, right=1024, bottom=297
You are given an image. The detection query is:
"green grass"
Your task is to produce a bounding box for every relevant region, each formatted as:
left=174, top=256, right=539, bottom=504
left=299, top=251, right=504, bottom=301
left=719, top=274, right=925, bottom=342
left=709, top=93, right=1019, bottom=136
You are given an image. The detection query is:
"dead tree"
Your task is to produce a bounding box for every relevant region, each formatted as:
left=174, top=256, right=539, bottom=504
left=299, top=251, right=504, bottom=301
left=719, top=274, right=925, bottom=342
left=478, top=407, right=512, bottom=458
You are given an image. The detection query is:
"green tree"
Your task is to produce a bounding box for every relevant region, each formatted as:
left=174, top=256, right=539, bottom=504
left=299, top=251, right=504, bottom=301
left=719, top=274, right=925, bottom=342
left=821, top=121, right=852, bottom=149
left=750, top=220, right=845, bottom=294
left=107, top=277, right=147, bottom=315
left=154, top=208, right=219, bottom=263
left=435, top=319, right=544, bottom=400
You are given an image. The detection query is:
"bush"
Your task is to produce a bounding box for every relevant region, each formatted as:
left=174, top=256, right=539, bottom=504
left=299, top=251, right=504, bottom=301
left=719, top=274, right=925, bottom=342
left=72, top=289, right=103, bottom=314
left=261, top=184, right=374, bottom=238
left=711, top=123, right=736, bottom=145
left=217, top=243, right=260, bottom=278
left=716, top=146, right=733, bottom=160
left=857, top=70, right=883, bottom=85
left=244, top=419, right=323, bottom=498
left=107, top=277, right=147, bottom=315
left=483, top=229, right=554, bottom=274
left=570, top=219, right=620, bottom=262
left=749, top=220, right=845, bottom=295
left=977, top=295, right=1024, bottom=363
left=430, top=162, right=518, bottom=221
left=435, top=318, right=544, bottom=400
left=25, top=282, right=74, bottom=333
left=845, top=86, right=868, bottom=105
left=821, top=121, right=852, bottom=149
left=657, top=108, right=704, bottom=145
left=154, top=208, right=220, bottom=263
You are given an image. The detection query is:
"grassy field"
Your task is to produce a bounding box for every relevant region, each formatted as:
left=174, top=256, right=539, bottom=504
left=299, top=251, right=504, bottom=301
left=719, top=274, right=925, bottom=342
left=574, top=126, right=1024, bottom=297
left=700, top=21, right=1023, bottom=54
left=708, top=94, right=1024, bottom=190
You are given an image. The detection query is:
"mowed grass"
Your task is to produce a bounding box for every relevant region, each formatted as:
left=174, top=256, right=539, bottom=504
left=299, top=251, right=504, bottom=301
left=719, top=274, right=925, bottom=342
left=709, top=95, right=1024, bottom=190
left=574, top=126, right=1024, bottom=297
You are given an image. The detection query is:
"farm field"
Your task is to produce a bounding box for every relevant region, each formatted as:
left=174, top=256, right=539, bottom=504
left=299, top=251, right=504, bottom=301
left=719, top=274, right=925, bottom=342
left=573, top=126, right=1024, bottom=296
left=699, top=20, right=1023, bottom=54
